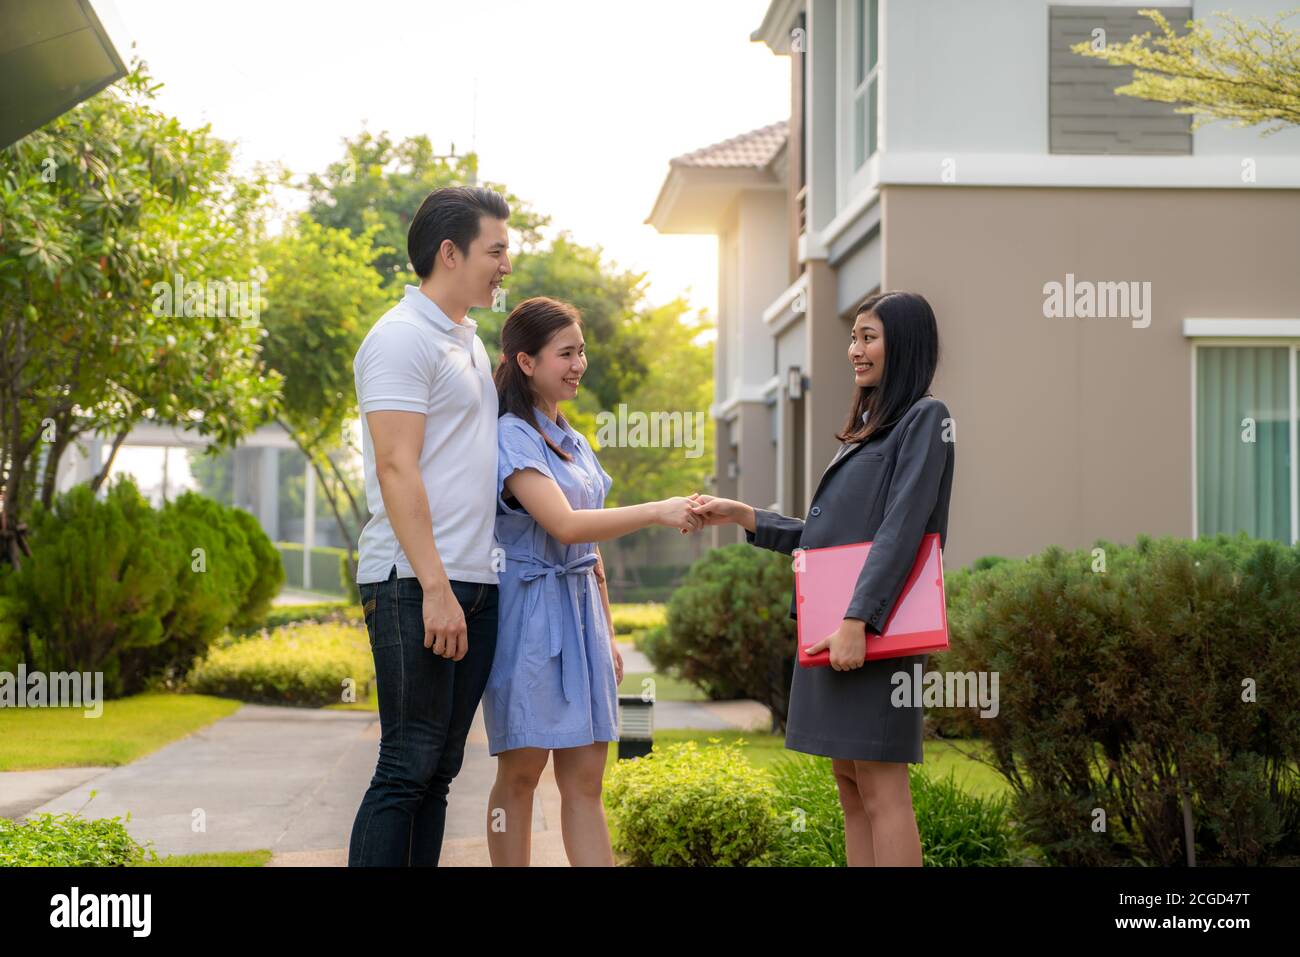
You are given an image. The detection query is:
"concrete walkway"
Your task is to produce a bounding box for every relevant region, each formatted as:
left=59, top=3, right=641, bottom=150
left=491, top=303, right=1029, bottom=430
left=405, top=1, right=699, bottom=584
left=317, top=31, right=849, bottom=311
left=2, top=640, right=772, bottom=866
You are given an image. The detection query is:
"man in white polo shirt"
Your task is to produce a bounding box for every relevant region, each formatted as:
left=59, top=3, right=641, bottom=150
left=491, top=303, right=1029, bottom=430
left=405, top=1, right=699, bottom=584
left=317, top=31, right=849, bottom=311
left=348, top=186, right=511, bottom=867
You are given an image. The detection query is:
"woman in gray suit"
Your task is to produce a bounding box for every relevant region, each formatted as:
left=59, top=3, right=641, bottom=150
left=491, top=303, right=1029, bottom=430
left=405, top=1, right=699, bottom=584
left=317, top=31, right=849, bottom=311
left=688, top=290, right=954, bottom=867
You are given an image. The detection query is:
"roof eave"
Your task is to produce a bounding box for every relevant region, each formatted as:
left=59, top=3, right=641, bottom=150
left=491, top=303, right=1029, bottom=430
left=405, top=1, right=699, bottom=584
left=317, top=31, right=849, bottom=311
left=750, top=0, right=802, bottom=55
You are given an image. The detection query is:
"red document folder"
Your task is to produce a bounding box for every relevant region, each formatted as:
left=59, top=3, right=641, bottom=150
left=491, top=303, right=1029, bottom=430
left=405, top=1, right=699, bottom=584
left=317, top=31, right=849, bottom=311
left=793, top=532, right=948, bottom=667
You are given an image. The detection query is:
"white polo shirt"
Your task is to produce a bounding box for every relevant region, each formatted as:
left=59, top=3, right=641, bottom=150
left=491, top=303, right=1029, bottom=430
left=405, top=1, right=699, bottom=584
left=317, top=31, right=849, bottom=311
left=353, top=285, right=499, bottom=585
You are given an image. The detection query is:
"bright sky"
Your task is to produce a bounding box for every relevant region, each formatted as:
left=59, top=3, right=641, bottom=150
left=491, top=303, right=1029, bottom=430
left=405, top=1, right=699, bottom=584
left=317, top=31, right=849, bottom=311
left=98, top=0, right=788, bottom=312
left=93, top=0, right=788, bottom=497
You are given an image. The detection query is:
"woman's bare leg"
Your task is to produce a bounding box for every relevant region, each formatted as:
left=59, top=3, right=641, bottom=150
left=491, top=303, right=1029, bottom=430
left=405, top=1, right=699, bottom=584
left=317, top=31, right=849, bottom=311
left=487, top=747, right=549, bottom=866
left=832, top=758, right=875, bottom=866
left=854, top=758, right=923, bottom=866
left=551, top=741, right=615, bottom=867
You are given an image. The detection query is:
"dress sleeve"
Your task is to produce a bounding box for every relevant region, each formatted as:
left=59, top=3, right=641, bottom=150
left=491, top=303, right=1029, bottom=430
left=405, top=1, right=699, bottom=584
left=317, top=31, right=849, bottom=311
left=498, top=417, right=557, bottom=508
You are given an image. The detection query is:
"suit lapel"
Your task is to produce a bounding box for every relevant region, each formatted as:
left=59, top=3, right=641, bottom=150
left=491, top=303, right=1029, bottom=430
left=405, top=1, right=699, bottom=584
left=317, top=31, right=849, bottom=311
left=811, top=441, right=865, bottom=504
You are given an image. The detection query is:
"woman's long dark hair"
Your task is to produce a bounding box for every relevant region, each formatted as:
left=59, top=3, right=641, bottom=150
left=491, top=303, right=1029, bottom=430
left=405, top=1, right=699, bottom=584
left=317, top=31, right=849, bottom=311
left=836, top=291, right=940, bottom=444
left=493, top=296, right=582, bottom=462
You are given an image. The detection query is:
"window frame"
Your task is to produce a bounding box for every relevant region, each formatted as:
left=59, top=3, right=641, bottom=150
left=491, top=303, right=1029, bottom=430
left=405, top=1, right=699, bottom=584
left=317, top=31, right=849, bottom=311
left=838, top=0, right=880, bottom=206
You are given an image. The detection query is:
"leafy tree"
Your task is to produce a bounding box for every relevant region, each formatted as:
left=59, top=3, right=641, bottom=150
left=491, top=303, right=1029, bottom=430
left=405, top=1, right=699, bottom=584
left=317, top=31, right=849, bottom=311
left=0, top=60, right=280, bottom=567
left=592, top=298, right=713, bottom=508
left=481, top=233, right=650, bottom=413
left=305, top=131, right=546, bottom=293
left=1073, top=7, right=1300, bottom=133
left=257, top=216, right=387, bottom=578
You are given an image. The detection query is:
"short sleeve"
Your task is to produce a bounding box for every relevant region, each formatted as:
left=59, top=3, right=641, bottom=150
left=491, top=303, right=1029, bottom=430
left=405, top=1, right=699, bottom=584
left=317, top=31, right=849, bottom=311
left=355, top=319, right=438, bottom=414
left=498, top=417, right=556, bottom=507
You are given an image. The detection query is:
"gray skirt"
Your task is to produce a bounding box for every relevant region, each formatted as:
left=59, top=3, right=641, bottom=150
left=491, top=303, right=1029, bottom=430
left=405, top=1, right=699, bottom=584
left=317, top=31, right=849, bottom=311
left=784, top=652, right=928, bottom=763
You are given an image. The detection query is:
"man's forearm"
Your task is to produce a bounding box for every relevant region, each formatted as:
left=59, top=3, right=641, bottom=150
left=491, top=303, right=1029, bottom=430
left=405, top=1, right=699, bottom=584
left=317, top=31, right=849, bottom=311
left=376, top=463, right=450, bottom=592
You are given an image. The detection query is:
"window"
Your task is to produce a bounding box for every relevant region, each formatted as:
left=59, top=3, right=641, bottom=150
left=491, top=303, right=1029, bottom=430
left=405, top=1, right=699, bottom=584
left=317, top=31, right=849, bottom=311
left=839, top=0, right=879, bottom=203
left=852, top=0, right=879, bottom=169
left=1194, top=344, right=1298, bottom=544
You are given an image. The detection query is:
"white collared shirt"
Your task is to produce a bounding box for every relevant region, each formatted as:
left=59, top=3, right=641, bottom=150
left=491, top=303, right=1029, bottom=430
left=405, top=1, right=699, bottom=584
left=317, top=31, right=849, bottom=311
left=352, top=285, right=499, bottom=584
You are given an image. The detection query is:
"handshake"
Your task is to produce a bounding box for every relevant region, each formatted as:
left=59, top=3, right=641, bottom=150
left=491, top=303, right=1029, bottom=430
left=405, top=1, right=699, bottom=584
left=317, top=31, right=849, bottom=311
left=655, top=493, right=753, bottom=535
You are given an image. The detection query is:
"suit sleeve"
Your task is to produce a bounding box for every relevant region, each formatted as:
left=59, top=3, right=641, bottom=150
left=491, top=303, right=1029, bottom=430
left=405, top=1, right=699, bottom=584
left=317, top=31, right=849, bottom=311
left=844, top=400, right=950, bottom=632
left=744, top=508, right=805, bottom=556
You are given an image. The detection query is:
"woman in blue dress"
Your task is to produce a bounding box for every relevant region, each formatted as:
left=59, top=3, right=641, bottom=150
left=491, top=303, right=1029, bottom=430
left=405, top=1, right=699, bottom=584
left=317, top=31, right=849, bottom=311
left=484, top=296, right=703, bottom=867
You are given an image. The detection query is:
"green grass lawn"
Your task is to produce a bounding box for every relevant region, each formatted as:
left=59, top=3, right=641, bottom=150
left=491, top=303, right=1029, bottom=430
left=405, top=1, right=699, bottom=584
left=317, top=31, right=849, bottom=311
left=0, top=692, right=243, bottom=771
left=134, top=849, right=273, bottom=867
left=616, top=670, right=709, bottom=702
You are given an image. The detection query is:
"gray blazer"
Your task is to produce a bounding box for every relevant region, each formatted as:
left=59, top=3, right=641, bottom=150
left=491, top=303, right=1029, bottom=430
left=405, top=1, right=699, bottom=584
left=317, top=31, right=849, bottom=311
left=745, top=396, right=955, bottom=634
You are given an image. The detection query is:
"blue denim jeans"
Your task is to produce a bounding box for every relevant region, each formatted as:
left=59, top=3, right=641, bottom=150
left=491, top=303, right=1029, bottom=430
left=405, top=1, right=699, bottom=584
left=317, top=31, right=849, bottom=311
left=348, top=566, right=499, bottom=866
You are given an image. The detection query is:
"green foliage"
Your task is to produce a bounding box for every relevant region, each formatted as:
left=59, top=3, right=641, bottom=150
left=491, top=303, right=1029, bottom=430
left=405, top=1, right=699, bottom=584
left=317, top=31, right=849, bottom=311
left=764, top=754, right=848, bottom=867
left=275, top=542, right=354, bottom=597
left=492, top=234, right=650, bottom=413
left=605, top=740, right=779, bottom=866
left=5, top=478, right=179, bottom=695
left=260, top=218, right=388, bottom=440
left=1072, top=8, right=1300, bottom=133
left=231, top=601, right=360, bottom=637
left=0, top=58, right=281, bottom=539
left=0, top=804, right=159, bottom=866
left=228, top=507, right=283, bottom=628
left=941, top=532, right=1300, bottom=866
left=766, top=754, right=1021, bottom=867
left=910, top=766, right=1021, bottom=867
left=0, top=582, right=22, bottom=673
left=589, top=298, right=714, bottom=507
left=116, top=492, right=253, bottom=694
left=187, top=622, right=373, bottom=707
left=2, top=479, right=285, bottom=697
left=305, top=130, right=547, bottom=292
left=650, top=544, right=796, bottom=723
left=609, top=602, right=667, bottom=635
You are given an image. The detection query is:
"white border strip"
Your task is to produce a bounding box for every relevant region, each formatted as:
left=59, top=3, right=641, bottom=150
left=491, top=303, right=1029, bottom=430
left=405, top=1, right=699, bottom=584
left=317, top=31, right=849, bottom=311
left=1183, top=319, right=1300, bottom=338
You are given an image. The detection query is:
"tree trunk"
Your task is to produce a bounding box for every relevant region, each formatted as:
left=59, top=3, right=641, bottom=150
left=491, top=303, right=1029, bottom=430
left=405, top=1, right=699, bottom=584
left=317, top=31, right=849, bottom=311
left=38, top=417, right=73, bottom=509
left=279, top=418, right=362, bottom=588
left=309, top=451, right=358, bottom=587
left=89, top=427, right=131, bottom=494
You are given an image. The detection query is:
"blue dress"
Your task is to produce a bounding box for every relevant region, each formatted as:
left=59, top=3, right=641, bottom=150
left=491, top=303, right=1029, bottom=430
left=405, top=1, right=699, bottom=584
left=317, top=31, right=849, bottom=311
left=483, top=408, right=620, bottom=755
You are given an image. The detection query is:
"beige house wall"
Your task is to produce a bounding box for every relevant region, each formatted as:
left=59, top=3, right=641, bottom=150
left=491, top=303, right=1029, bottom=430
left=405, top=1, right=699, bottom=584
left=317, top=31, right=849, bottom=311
left=880, top=184, right=1300, bottom=569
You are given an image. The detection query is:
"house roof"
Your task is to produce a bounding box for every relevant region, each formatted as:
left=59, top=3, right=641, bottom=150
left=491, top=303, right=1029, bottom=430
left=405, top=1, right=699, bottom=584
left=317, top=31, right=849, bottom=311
left=647, top=121, right=789, bottom=234
left=670, top=121, right=788, bottom=170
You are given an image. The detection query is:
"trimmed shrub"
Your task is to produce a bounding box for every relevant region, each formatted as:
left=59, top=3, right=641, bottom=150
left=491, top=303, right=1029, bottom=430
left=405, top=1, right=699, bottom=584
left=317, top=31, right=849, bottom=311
left=231, top=601, right=358, bottom=636
left=609, top=602, right=666, bottom=635
left=0, top=809, right=159, bottom=866
left=118, top=492, right=255, bottom=694
left=605, top=740, right=779, bottom=866
left=649, top=544, right=796, bottom=724
left=5, top=478, right=180, bottom=696
left=942, top=533, right=1300, bottom=866
left=187, top=622, right=373, bottom=707
left=228, top=507, right=284, bottom=629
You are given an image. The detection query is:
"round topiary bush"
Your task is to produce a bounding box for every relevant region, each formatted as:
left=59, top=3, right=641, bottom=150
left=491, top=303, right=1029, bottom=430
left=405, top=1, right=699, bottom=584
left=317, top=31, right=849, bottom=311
left=605, top=739, right=779, bottom=866
left=649, top=543, right=796, bottom=726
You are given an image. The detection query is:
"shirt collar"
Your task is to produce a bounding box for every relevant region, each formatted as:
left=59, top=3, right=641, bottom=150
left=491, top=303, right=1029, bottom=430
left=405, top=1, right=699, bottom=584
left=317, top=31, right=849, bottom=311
left=403, top=284, right=477, bottom=335
left=531, top=406, right=578, bottom=452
